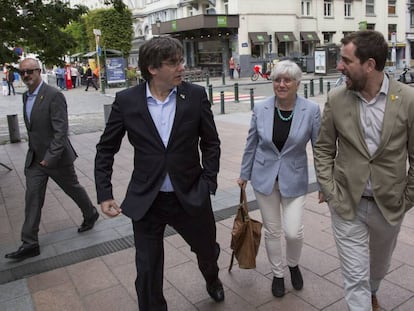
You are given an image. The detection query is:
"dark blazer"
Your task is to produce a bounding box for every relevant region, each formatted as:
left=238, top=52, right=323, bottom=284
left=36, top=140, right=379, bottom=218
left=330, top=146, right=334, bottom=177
left=23, top=82, right=77, bottom=169
left=95, top=81, right=220, bottom=221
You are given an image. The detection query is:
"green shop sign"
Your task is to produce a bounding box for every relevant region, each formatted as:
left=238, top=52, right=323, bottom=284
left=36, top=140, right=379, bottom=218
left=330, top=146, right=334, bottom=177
left=217, top=16, right=227, bottom=27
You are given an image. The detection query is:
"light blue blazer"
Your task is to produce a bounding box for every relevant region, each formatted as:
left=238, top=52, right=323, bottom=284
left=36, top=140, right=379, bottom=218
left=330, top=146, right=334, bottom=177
left=240, top=95, right=321, bottom=197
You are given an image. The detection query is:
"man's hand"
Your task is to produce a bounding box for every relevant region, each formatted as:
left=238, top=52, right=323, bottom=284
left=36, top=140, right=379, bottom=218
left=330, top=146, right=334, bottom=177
left=318, top=191, right=326, bottom=204
left=40, top=160, right=48, bottom=167
left=100, top=199, right=122, bottom=217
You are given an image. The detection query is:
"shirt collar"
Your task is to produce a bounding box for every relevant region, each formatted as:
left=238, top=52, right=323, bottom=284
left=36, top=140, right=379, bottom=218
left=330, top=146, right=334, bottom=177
left=354, top=73, right=388, bottom=100
left=28, top=81, right=44, bottom=97
left=146, top=82, right=177, bottom=103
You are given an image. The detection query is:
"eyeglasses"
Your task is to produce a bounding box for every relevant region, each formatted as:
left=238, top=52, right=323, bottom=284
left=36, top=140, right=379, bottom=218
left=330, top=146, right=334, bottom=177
left=274, top=77, right=295, bottom=85
left=162, top=58, right=185, bottom=67
left=19, top=68, right=40, bottom=76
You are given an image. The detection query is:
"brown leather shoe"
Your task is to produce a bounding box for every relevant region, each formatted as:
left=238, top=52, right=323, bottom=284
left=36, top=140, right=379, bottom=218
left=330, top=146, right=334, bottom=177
left=372, top=294, right=381, bottom=311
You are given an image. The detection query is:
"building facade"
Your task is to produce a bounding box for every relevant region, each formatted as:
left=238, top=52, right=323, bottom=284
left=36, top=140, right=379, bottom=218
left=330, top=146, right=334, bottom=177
left=69, top=0, right=413, bottom=76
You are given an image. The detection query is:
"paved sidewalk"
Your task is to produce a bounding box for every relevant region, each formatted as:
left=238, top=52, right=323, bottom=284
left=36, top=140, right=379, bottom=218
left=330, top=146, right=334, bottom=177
left=1, top=78, right=414, bottom=310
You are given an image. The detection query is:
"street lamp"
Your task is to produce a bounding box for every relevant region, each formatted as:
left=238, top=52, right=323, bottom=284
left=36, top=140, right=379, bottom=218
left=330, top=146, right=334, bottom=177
left=155, top=18, right=161, bottom=36
left=93, top=28, right=104, bottom=94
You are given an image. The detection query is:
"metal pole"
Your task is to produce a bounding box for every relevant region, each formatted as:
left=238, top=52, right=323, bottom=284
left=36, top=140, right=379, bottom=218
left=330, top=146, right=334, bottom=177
left=7, top=114, right=21, bottom=143
left=304, top=84, right=308, bottom=98
left=220, top=91, right=225, bottom=114
left=250, top=88, right=254, bottom=110
left=205, top=73, right=209, bottom=88
left=222, top=71, right=226, bottom=85
left=319, top=77, right=323, bottom=94
left=234, top=83, right=239, bottom=103
left=327, top=81, right=331, bottom=93
left=208, top=84, right=213, bottom=105
left=310, top=79, right=314, bottom=97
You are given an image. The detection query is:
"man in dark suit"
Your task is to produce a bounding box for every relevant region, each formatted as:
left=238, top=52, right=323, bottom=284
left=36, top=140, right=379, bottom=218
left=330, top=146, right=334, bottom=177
left=95, top=37, right=223, bottom=310
left=5, top=58, right=99, bottom=261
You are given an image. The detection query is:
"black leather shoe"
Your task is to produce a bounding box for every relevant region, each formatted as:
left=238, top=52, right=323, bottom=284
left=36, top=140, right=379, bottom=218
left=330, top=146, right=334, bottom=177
left=206, top=278, right=225, bottom=302
left=289, top=265, right=303, bottom=290
left=5, top=245, right=40, bottom=260
left=78, top=209, right=99, bottom=233
left=272, top=277, right=285, bottom=297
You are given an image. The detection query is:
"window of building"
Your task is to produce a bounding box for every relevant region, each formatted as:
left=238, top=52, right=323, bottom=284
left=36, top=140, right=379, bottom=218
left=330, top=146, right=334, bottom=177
left=366, top=0, right=375, bottom=15
left=322, top=32, right=335, bottom=44
left=324, top=0, right=333, bottom=17
left=367, top=23, right=375, bottom=30
left=388, top=24, right=397, bottom=41
left=302, top=0, right=312, bottom=16
left=388, top=0, right=396, bottom=15
left=343, top=31, right=352, bottom=38
left=411, top=9, right=414, bottom=27
left=224, top=0, right=228, bottom=14
left=344, top=0, right=352, bottom=17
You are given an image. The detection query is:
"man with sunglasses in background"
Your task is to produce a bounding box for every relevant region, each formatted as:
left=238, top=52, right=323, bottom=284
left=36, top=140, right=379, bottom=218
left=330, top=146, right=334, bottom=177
left=4, top=58, right=99, bottom=261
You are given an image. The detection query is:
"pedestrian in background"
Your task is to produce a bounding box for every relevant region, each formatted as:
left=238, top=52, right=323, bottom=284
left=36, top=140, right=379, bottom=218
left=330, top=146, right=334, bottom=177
left=314, top=30, right=414, bottom=311
left=6, top=65, right=16, bottom=95
left=84, top=64, right=98, bottom=91
left=95, top=36, right=223, bottom=310
left=237, top=60, right=321, bottom=298
left=4, top=58, right=99, bottom=261
left=229, top=56, right=235, bottom=79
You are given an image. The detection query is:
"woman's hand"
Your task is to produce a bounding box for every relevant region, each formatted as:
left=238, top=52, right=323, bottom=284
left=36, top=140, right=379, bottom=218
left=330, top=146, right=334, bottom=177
left=237, top=178, right=247, bottom=190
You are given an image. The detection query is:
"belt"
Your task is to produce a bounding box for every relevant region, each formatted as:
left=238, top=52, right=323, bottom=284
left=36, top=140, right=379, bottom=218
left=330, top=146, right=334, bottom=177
left=361, top=195, right=375, bottom=202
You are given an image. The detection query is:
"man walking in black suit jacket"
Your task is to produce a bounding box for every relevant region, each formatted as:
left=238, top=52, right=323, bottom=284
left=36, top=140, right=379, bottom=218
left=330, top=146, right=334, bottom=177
left=95, top=37, right=223, bottom=310
left=4, top=58, right=99, bottom=261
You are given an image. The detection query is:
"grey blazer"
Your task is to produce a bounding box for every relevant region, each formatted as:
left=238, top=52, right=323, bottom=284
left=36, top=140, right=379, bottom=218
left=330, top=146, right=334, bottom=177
left=23, top=82, right=77, bottom=169
left=240, top=95, right=321, bottom=197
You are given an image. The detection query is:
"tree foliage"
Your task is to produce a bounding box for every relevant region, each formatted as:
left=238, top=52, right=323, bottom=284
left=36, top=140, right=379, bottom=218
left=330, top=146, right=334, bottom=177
left=84, top=7, right=133, bottom=58
left=0, top=0, right=88, bottom=66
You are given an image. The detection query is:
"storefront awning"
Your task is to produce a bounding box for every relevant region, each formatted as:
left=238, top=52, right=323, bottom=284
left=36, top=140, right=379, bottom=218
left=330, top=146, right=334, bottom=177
left=248, top=32, right=270, bottom=45
left=300, top=31, right=320, bottom=42
left=275, top=32, right=297, bottom=42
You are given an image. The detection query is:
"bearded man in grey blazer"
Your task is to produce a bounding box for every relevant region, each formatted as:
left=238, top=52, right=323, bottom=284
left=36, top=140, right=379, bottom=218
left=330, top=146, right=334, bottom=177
left=314, top=30, right=414, bottom=311
left=4, top=58, right=99, bottom=261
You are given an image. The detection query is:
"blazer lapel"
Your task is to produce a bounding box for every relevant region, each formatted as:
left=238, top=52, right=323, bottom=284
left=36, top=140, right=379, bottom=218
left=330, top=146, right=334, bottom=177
left=23, top=92, right=29, bottom=129
left=373, top=81, right=402, bottom=158
left=287, top=96, right=306, bottom=142
left=263, top=97, right=279, bottom=154
left=170, top=85, right=186, bottom=141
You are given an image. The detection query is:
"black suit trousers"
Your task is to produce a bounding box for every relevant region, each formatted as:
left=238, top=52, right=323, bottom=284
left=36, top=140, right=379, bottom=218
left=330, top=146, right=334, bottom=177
left=22, top=162, right=96, bottom=246
left=132, top=192, right=220, bottom=311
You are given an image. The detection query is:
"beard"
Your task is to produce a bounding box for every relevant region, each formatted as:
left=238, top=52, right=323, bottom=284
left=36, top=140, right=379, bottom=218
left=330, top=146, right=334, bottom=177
left=345, top=73, right=367, bottom=92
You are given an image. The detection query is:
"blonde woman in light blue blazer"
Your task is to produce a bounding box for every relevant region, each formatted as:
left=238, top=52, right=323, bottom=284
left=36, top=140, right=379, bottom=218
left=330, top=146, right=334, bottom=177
left=238, top=60, right=321, bottom=298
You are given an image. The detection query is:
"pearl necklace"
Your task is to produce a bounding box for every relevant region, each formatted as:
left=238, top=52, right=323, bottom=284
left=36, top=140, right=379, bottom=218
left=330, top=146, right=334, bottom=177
left=276, top=101, right=295, bottom=122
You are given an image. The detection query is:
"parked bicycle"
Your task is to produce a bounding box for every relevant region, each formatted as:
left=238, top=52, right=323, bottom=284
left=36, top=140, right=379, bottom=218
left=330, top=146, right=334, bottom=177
left=251, top=65, right=271, bottom=81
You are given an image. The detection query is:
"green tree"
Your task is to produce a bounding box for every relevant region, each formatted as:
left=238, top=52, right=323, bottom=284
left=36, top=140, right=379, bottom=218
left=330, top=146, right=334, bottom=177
left=64, top=19, right=89, bottom=56
left=0, top=0, right=88, bottom=66
left=84, top=7, right=133, bottom=58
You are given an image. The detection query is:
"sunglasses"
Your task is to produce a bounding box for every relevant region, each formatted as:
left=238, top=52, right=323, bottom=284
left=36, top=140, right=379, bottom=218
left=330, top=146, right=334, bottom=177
left=19, top=68, right=40, bottom=76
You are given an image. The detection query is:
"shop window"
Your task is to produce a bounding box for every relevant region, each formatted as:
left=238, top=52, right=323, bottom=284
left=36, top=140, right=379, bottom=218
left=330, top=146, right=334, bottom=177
left=251, top=44, right=261, bottom=58
left=388, top=24, right=397, bottom=41
left=323, top=32, right=334, bottom=44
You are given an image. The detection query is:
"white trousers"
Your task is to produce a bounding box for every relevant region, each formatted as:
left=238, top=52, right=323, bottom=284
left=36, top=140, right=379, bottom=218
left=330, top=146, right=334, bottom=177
left=330, top=197, right=402, bottom=311
left=254, top=182, right=306, bottom=278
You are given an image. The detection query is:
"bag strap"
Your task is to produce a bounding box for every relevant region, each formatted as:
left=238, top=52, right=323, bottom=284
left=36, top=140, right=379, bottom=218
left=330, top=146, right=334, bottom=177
left=229, top=251, right=235, bottom=272
left=239, top=188, right=250, bottom=222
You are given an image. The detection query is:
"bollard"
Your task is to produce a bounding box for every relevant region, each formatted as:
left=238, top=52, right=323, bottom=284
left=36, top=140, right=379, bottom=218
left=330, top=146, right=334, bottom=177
left=208, top=84, right=213, bottom=105
left=7, top=114, right=21, bottom=143
left=103, top=104, right=112, bottom=124
left=220, top=91, right=225, bottom=114
left=222, top=72, right=226, bottom=85
left=234, top=83, right=239, bottom=103
left=327, top=81, right=331, bottom=93
left=319, top=77, right=323, bottom=94
left=310, top=79, right=314, bottom=97
left=205, top=73, right=210, bottom=88
left=304, top=84, right=308, bottom=98
left=250, top=88, right=254, bottom=110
